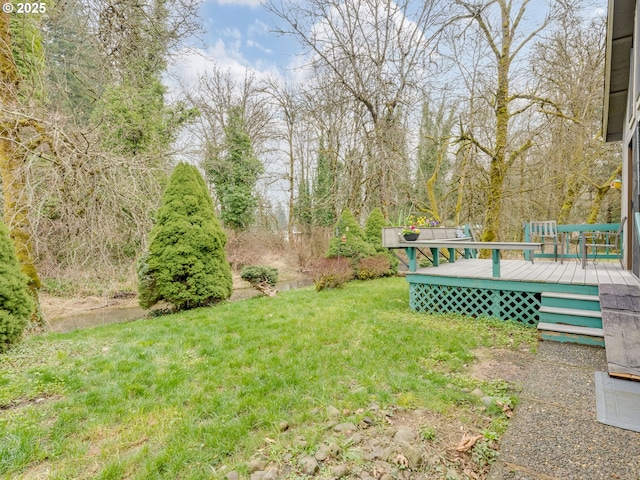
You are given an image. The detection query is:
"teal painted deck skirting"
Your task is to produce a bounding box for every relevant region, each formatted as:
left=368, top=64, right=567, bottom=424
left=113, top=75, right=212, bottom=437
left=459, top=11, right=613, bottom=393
left=407, top=273, right=598, bottom=326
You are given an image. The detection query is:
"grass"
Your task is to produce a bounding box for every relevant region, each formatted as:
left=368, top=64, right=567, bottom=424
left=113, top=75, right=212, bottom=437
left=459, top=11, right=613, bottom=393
left=0, top=277, right=537, bottom=479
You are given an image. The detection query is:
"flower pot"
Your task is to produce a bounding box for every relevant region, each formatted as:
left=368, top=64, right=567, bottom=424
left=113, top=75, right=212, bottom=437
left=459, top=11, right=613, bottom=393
left=403, top=233, right=419, bottom=241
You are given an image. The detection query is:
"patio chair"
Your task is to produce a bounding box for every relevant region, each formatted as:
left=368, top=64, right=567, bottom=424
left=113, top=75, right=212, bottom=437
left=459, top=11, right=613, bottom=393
left=581, top=216, right=627, bottom=269
left=529, top=220, right=563, bottom=263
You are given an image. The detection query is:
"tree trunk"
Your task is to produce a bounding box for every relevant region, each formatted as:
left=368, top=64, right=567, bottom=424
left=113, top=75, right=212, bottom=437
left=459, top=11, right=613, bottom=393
left=586, top=165, right=622, bottom=224
left=0, top=11, right=44, bottom=330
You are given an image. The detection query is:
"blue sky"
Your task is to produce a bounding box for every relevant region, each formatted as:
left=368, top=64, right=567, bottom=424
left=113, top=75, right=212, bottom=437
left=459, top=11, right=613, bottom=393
left=170, top=0, right=299, bottom=85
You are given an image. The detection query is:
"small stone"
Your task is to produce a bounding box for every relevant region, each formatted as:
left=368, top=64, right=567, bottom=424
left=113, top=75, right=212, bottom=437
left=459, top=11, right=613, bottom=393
left=327, top=405, right=341, bottom=419
left=328, top=442, right=342, bottom=456
left=349, top=432, right=364, bottom=444
left=381, top=446, right=396, bottom=462
left=248, top=460, right=267, bottom=473
left=381, top=475, right=394, bottom=480
left=262, top=469, right=278, bottom=480
left=400, top=442, right=424, bottom=468
left=300, top=456, right=319, bottom=475
left=250, top=472, right=265, bottom=480
left=471, top=388, right=484, bottom=397
left=393, top=427, right=416, bottom=443
left=226, top=472, right=239, bottom=480
left=279, top=421, right=290, bottom=432
left=333, top=422, right=357, bottom=433
left=332, top=464, right=350, bottom=478
left=362, top=416, right=374, bottom=425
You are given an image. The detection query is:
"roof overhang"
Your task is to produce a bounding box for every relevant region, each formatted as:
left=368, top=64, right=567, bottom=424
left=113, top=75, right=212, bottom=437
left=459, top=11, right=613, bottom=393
left=604, top=0, right=635, bottom=142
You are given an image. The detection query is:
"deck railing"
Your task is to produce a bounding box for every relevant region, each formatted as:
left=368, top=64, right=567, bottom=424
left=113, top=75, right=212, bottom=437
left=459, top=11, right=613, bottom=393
left=523, top=222, right=622, bottom=262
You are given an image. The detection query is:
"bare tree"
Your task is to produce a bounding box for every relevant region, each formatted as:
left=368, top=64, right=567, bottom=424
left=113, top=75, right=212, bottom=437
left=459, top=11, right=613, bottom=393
left=532, top=12, right=620, bottom=224
left=264, top=0, right=448, bottom=216
left=454, top=0, right=561, bottom=246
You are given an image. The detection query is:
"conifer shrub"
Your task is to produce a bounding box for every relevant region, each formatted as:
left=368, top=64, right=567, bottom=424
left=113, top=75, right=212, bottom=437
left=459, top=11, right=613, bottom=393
left=326, top=209, right=376, bottom=264
left=312, top=257, right=354, bottom=290
left=241, top=265, right=278, bottom=296
left=138, top=163, right=233, bottom=311
left=0, top=219, right=34, bottom=353
left=364, top=207, right=398, bottom=275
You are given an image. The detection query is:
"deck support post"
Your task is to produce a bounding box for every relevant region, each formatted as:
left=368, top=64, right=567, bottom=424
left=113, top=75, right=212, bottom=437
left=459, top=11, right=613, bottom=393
left=492, top=250, right=501, bottom=278
left=431, top=248, right=440, bottom=267
left=405, top=247, right=417, bottom=272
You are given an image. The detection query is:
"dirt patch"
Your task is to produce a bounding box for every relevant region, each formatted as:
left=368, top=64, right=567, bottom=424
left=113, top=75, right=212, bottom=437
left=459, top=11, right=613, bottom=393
left=470, top=346, right=536, bottom=384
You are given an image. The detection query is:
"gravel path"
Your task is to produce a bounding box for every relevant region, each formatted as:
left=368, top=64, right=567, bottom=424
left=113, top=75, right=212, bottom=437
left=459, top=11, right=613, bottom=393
left=488, top=341, right=640, bottom=480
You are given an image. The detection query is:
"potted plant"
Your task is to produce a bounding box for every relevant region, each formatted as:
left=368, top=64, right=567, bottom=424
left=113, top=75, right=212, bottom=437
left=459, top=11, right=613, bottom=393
left=399, top=215, right=441, bottom=241
left=401, top=225, right=420, bottom=241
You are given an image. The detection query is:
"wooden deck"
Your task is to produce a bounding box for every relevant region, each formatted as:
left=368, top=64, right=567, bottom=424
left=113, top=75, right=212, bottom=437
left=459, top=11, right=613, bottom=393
left=411, top=258, right=640, bottom=287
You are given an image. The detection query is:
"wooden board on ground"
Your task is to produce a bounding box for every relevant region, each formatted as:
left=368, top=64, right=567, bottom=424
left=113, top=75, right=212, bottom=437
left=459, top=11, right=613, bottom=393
left=600, top=283, right=640, bottom=379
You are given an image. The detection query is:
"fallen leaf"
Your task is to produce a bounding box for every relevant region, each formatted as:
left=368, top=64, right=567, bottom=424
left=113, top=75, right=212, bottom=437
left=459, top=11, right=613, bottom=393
left=464, top=469, right=480, bottom=480
left=456, top=433, right=483, bottom=452
left=394, top=453, right=409, bottom=468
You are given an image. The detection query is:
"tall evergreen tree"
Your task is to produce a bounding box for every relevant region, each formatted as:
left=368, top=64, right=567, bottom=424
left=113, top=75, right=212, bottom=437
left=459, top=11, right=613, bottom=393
left=294, top=178, right=313, bottom=230
left=205, top=106, right=264, bottom=230
left=312, top=141, right=337, bottom=227
left=364, top=207, right=398, bottom=274
left=138, top=163, right=232, bottom=311
left=326, top=209, right=376, bottom=261
left=0, top=218, right=34, bottom=353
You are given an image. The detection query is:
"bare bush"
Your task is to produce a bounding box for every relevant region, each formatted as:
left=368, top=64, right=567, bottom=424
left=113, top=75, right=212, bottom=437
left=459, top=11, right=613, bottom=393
left=312, top=257, right=354, bottom=290
left=356, top=255, right=392, bottom=280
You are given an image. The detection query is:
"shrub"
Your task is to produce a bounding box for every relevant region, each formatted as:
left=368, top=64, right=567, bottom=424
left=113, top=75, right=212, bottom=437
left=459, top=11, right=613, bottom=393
left=241, top=265, right=279, bottom=296
left=356, top=255, right=392, bottom=280
left=0, top=219, right=34, bottom=353
left=326, top=209, right=376, bottom=262
left=364, top=207, right=398, bottom=275
left=241, top=265, right=278, bottom=286
left=138, top=162, right=233, bottom=311
left=312, top=257, right=354, bottom=290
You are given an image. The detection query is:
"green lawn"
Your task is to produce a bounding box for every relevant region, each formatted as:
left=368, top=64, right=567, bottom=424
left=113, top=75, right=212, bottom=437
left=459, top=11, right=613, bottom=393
left=0, top=277, right=537, bottom=479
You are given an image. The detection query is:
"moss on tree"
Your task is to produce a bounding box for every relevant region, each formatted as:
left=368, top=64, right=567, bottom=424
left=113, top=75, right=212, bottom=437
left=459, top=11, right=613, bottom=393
left=138, top=163, right=233, bottom=311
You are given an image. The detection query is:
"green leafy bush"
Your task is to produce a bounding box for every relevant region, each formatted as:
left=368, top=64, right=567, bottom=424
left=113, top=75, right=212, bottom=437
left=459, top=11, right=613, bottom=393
left=313, top=257, right=354, bottom=290
left=0, top=219, right=34, bottom=353
left=138, top=162, right=233, bottom=311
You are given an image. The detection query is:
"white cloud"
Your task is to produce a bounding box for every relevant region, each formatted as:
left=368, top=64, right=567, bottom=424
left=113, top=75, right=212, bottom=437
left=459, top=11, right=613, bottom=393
left=247, top=39, right=273, bottom=55
left=166, top=38, right=282, bottom=96
left=214, top=0, right=261, bottom=7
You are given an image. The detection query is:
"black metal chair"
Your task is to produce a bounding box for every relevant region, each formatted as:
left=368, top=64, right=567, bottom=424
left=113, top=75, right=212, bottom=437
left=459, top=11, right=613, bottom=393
left=581, top=217, right=627, bottom=269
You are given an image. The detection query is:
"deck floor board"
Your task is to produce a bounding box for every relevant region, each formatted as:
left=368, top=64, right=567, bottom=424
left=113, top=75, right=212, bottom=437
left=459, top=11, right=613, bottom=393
left=411, top=259, right=640, bottom=286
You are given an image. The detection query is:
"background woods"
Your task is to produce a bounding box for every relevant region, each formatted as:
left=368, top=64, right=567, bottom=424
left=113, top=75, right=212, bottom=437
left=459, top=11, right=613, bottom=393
left=0, top=0, right=621, bottom=303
